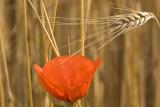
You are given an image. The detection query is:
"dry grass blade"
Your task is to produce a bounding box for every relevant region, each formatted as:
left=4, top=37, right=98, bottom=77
left=68, top=35, right=71, bottom=54
left=0, top=29, right=14, bottom=107
left=40, top=0, right=49, bottom=62
left=80, top=0, right=85, bottom=55
left=27, top=0, right=60, bottom=56
left=0, top=54, right=5, bottom=107
left=42, top=1, right=59, bottom=54
left=39, top=1, right=51, bottom=106
left=48, top=17, right=106, bottom=25
left=24, top=0, right=33, bottom=107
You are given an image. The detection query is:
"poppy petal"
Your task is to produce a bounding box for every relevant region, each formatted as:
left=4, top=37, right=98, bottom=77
left=34, top=64, right=67, bottom=100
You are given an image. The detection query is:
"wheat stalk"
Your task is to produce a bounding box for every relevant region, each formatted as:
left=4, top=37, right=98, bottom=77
left=41, top=1, right=59, bottom=55
left=80, top=0, right=85, bottom=56
left=27, top=0, right=60, bottom=57
left=24, top=0, right=33, bottom=107
left=0, top=28, right=14, bottom=107
left=0, top=50, right=5, bottom=107
left=39, top=1, right=51, bottom=107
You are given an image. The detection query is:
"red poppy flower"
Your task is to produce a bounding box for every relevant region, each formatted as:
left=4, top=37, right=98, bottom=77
left=34, top=55, right=101, bottom=102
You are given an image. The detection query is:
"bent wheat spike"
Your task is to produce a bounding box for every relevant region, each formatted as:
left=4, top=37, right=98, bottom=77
left=106, top=12, right=156, bottom=28
left=84, top=12, right=159, bottom=49
left=60, top=11, right=159, bottom=63
left=57, top=12, right=159, bottom=52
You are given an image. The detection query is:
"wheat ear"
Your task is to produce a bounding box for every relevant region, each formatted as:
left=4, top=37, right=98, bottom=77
left=60, top=11, right=159, bottom=63
left=95, top=12, right=160, bottom=50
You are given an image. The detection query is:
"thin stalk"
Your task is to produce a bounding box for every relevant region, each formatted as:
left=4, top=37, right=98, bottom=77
left=0, top=56, right=5, bottom=107
left=68, top=35, right=71, bottom=55
left=72, top=101, right=81, bottom=107
left=77, top=100, right=82, bottom=107
left=80, top=0, right=85, bottom=56
left=40, top=0, right=49, bottom=63
left=39, top=1, right=51, bottom=107
left=28, top=0, right=60, bottom=56
left=24, top=0, right=33, bottom=107
left=42, top=2, right=59, bottom=54
left=0, top=29, right=14, bottom=107
left=50, top=0, right=59, bottom=31
left=49, top=1, right=59, bottom=106
left=44, top=0, right=60, bottom=60
left=79, top=0, right=85, bottom=106
left=85, top=0, right=92, bottom=30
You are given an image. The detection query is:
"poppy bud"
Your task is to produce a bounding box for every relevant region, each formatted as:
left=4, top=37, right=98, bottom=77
left=34, top=55, right=101, bottom=102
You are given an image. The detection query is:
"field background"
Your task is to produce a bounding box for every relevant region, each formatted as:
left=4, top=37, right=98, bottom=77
left=0, top=0, right=160, bottom=107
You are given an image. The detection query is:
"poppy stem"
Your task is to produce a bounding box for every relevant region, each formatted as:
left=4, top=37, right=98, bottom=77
left=72, top=101, right=81, bottom=107
left=72, top=102, right=77, bottom=107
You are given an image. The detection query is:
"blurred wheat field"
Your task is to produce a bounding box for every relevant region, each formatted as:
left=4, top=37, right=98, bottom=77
left=0, top=0, right=160, bottom=107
